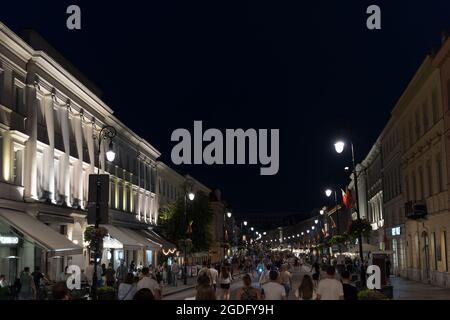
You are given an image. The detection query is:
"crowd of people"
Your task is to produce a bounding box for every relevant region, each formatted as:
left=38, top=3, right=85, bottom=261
left=187, top=249, right=365, bottom=300
left=0, top=248, right=379, bottom=300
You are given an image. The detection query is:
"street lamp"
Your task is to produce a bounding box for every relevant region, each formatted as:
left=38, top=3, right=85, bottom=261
left=183, top=190, right=195, bottom=285
left=250, top=227, right=254, bottom=231
left=91, top=125, right=116, bottom=298
left=223, top=209, right=232, bottom=261
left=334, top=138, right=365, bottom=285
left=334, top=141, right=345, bottom=154
left=314, top=219, right=318, bottom=224
left=320, top=209, right=324, bottom=215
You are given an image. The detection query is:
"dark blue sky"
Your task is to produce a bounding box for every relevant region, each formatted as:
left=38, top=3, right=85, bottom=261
left=1, top=1, right=449, bottom=217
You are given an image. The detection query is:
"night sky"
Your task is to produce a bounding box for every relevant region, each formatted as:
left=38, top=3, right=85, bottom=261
left=1, top=1, right=450, bottom=217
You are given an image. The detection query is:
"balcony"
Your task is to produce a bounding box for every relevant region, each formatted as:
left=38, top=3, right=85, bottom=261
left=405, top=201, right=427, bottom=220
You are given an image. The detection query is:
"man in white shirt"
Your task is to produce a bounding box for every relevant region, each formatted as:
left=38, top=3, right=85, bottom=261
left=171, top=261, right=180, bottom=287
left=317, top=266, right=344, bottom=300
left=262, top=270, right=287, bottom=300
left=208, top=263, right=219, bottom=292
left=137, top=267, right=161, bottom=299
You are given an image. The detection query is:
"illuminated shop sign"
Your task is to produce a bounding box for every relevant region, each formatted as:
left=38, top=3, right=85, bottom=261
left=0, top=235, right=19, bottom=244
left=391, top=227, right=400, bottom=236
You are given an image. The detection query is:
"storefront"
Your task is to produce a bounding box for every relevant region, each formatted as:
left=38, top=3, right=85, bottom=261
left=140, top=229, right=177, bottom=267
left=0, top=209, right=83, bottom=283
left=100, top=225, right=142, bottom=270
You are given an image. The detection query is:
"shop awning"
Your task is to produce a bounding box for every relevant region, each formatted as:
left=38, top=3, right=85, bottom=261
left=100, top=225, right=142, bottom=250
left=122, top=228, right=161, bottom=250
left=141, top=229, right=177, bottom=251
left=0, top=209, right=82, bottom=257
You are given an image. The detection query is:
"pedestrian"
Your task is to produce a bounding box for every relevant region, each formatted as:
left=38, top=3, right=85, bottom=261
left=137, top=267, right=161, bottom=300
left=52, top=281, right=70, bottom=300
left=280, top=264, right=292, bottom=297
left=261, top=270, right=286, bottom=300
left=195, top=280, right=216, bottom=300
left=57, top=266, right=68, bottom=282
left=133, top=288, right=155, bottom=300
left=85, top=260, right=94, bottom=287
left=316, top=266, right=344, bottom=300
left=236, top=274, right=261, bottom=300
left=208, top=263, right=219, bottom=292
left=18, top=267, right=35, bottom=300
left=105, top=262, right=116, bottom=287
left=198, top=261, right=212, bottom=284
left=31, top=266, right=47, bottom=300
left=171, top=260, right=180, bottom=286
left=312, top=272, right=320, bottom=290
left=129, top=261, right=136, bottom=274
left=219, top=265, right=232, bottom=300
left=116, top=260, right=128, bottom=284
left=118, top=273, right=137, bottom=300
left=341, top=270, right=358, bottom=300
left=295, top=274, right=316, bottom=300
left=0, top=274, right=8, bottom=288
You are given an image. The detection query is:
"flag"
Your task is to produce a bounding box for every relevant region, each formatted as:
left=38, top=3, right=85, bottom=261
left=186, top=220, right=193, bottom=235
left=342, top=188, right=353, bottom=209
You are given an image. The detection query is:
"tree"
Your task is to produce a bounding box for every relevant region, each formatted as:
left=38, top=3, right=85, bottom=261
left=158, top=191, right=213, bottom=253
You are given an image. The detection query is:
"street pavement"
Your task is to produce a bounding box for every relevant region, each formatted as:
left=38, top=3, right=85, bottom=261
left=164, top=265, right=313, bottom=300
left=163, top=264, right=450, bottom=300
left=391, top=276, right=450, bottom=300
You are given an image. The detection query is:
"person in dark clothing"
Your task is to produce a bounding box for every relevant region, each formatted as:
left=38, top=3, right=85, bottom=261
left=341, top=270, right=358, bottom=300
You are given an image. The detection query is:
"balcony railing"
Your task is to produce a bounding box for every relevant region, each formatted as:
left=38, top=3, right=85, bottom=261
left=405, top=201, right=427, bottom=220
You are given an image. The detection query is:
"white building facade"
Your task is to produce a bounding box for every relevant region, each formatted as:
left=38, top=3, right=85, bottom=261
left=0, top=22, right=175, bottom=282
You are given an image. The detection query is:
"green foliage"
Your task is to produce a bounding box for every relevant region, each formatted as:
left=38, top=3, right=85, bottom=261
left=0, top=286, right=10, bottom=297
left=329, top=234, right=349, bottom=245
left=348, top=219, right=372, bottom=240
left=159, top=191, right=213, bottom=253
left=357, top=289, right=389, bottom=300
left=84, top=226, right=108, bottom=249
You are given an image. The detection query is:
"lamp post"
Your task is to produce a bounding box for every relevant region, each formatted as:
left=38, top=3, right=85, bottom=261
left=325, top=188, right=341, bottom=254
left=223, top=211, right=232, bottom=261
left=240, top=220, right=247, bottom=247
left=183, top=191, right=195, bottom=285
left=91, top=125, right=116, bottom=298
left=334, top=139, right=365, bottom=285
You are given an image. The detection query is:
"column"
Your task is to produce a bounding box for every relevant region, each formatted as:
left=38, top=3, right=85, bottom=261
left=2, top=130, right=12, bottom=182
left=41, top=96, right=55, bottom=201
left=72, top=113, right=84, bottom=207
left=84, top=122, right=95, bottom=201
left=57, top=106, right=70, bottom=205
left=23, top=77, right=38, bottom=200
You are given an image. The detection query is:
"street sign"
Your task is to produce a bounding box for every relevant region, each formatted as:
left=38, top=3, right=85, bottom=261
left=87, top=174, right=110, bottom=225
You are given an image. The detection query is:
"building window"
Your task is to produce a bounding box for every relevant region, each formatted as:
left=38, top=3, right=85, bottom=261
left=426, top=161, right=433, bottom=196
left=432, top=232, right=438, bottom=270
left=418, top=166, right=424, bottom=200
left=433, top=89, right=440, bottom=123
left=415, top=111, right=421, bottom=140
left=412, top=170, right=417, bottom=201
left=443, top=231, right=448, bottom=272
left=409, top=120, right=413, bottom=147
left=423, top=102, right=429, bottom=132
left=436, top=154, right=443, bottom=192
left=404, top=175, right=410, bottom=201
